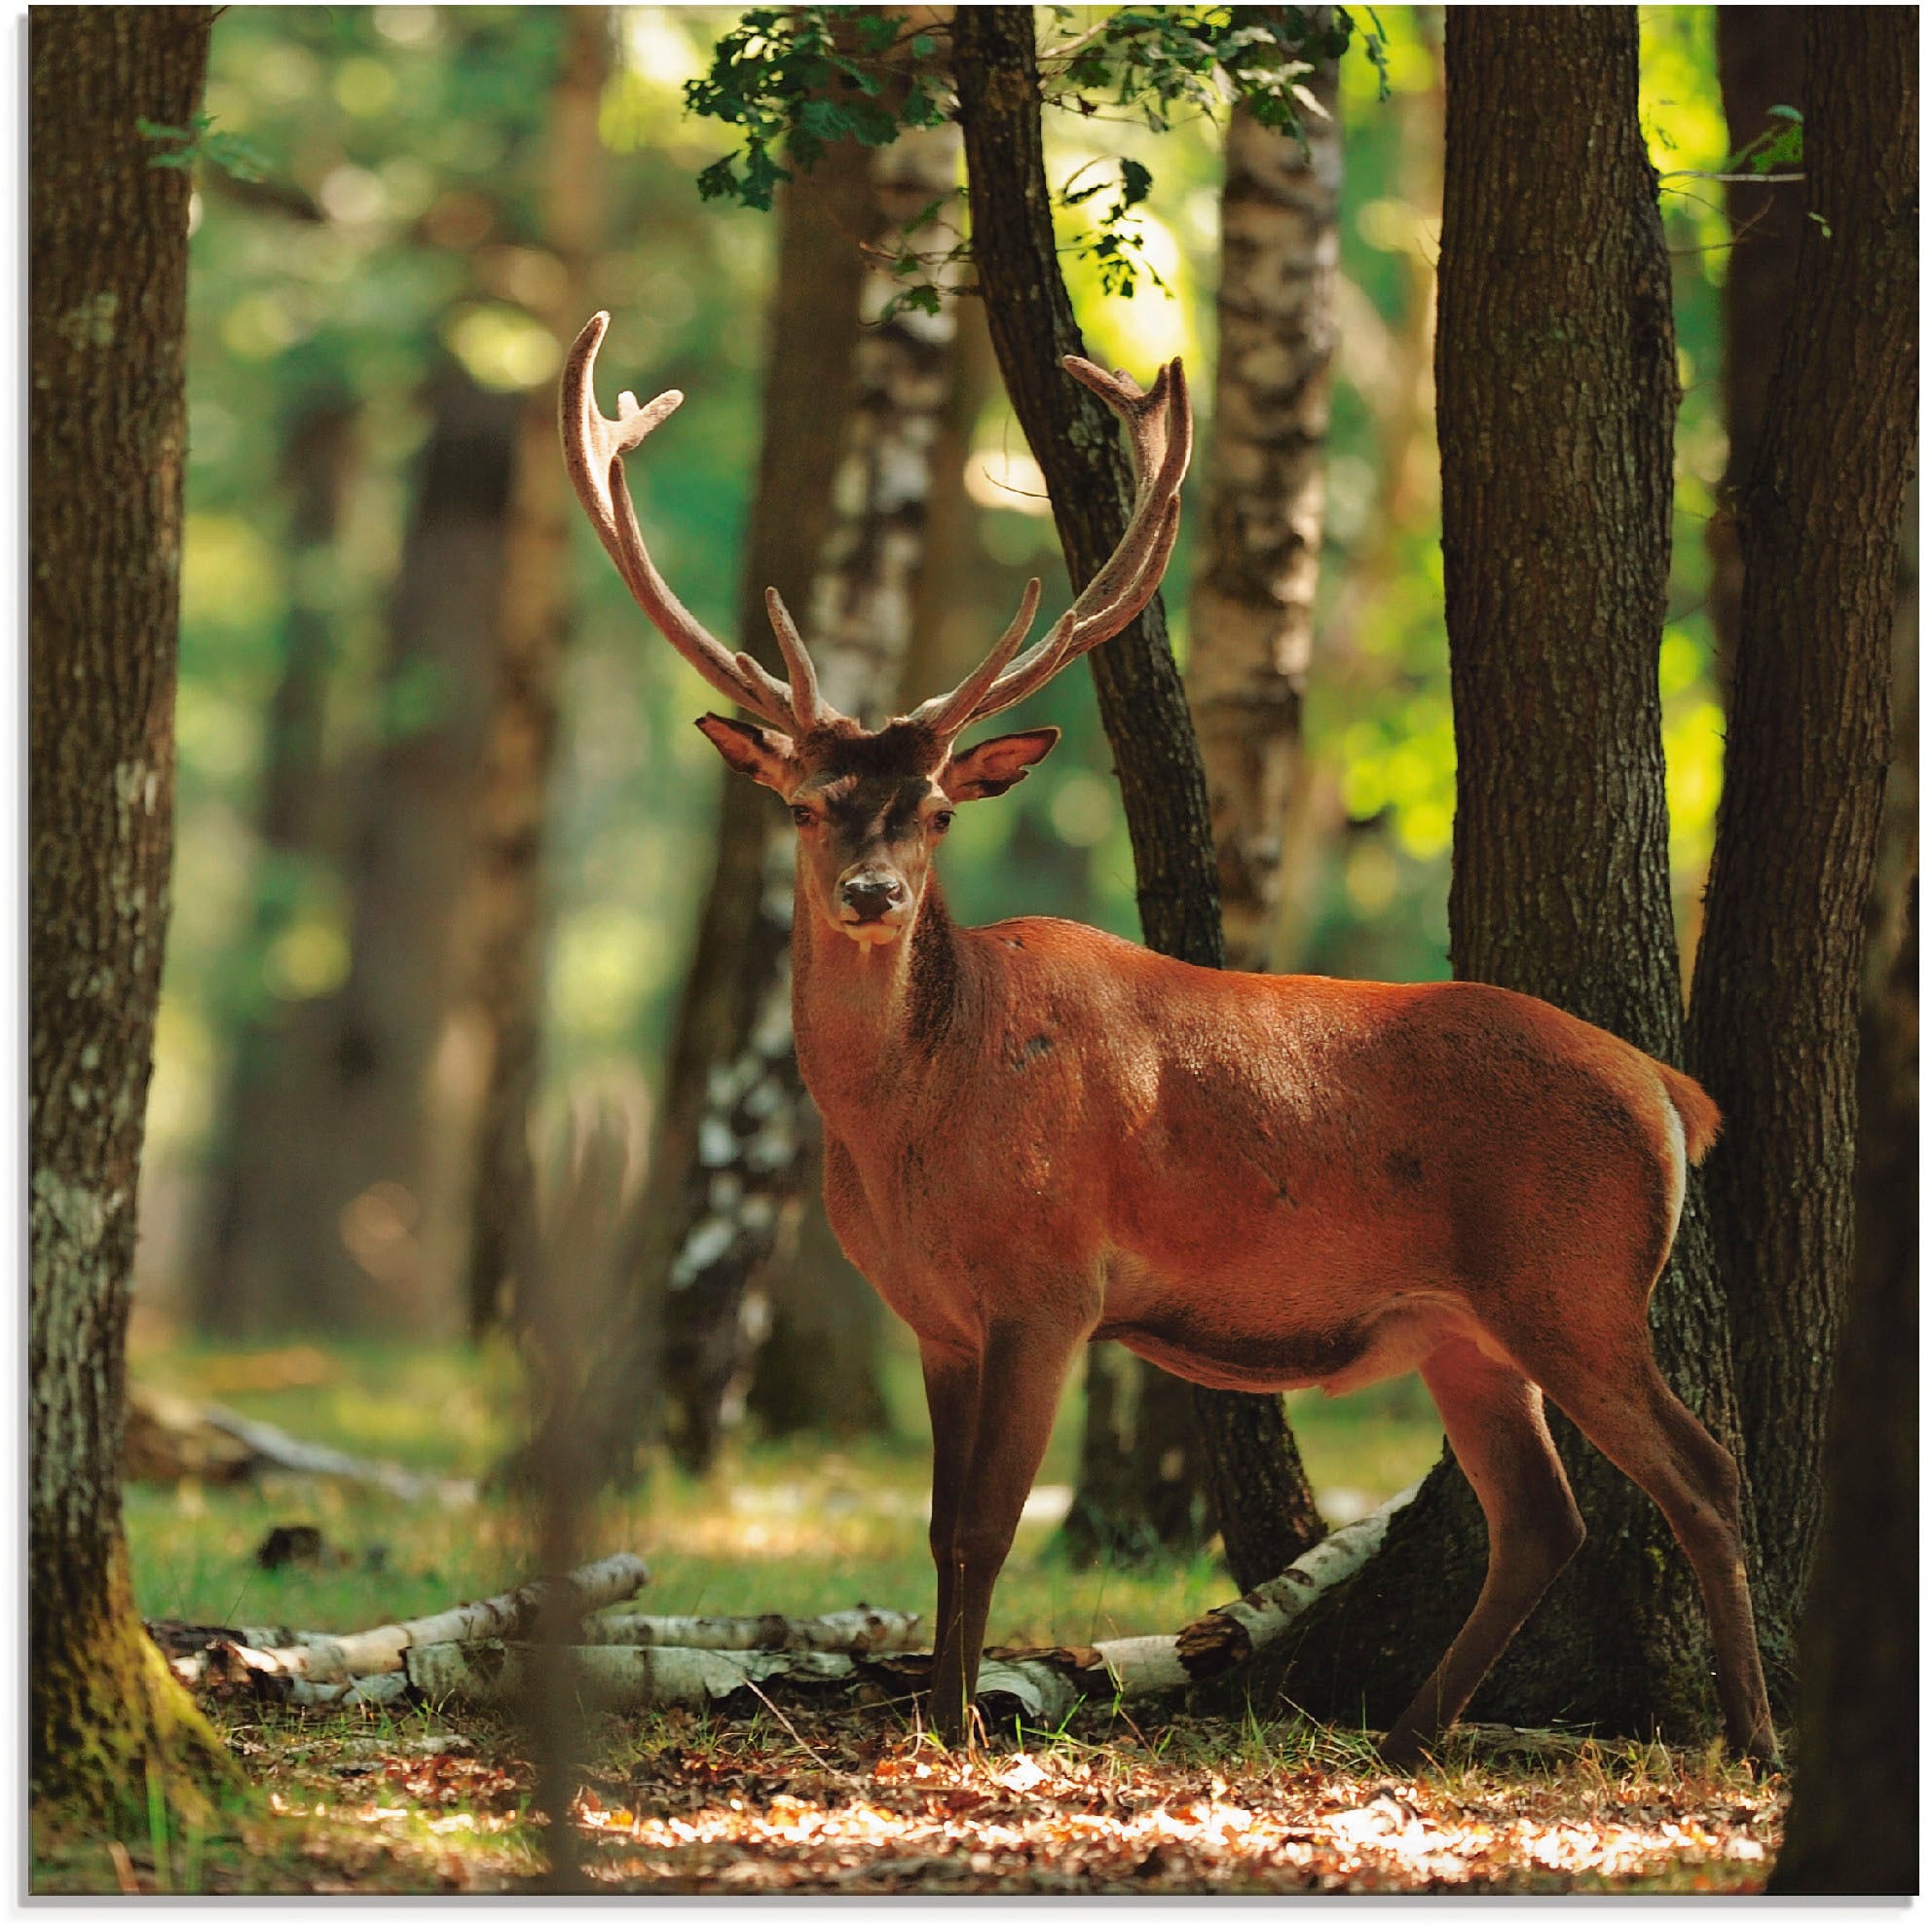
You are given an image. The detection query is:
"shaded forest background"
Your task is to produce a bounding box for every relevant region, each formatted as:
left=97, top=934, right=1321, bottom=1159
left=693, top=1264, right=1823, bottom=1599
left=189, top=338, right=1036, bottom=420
left=145, top=5, right=1748, bottom=1357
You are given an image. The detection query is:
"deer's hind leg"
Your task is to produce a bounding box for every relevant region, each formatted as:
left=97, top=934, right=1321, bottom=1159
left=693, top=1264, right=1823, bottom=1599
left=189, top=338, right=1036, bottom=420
left=1525, top=1339, right=1777, bottom=1765
left=1381, top=1336, right=1585, bottom=1768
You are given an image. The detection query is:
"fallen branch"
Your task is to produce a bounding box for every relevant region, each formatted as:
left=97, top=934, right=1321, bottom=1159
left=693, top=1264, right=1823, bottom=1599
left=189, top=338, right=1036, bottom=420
left=152, top=1551, right=650, bottom=1690
left=331, top=1642, right=868, bottom=1711
left=161, top=1487, right=1416, bottom=1723
left=199, top=1404, right=478, bottom=1506
left=1172, top=1481, right=1422, bottom=1677
left=124, top=1380, right=476, bottom=1506
left=578, top=1608, right=922, bottom=1653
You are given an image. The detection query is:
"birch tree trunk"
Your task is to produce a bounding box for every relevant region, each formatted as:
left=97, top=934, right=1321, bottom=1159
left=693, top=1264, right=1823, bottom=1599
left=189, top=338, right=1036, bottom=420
left=1173, top=16, right=1344, bottom=1588
left=30, top=4, right=235, bottom=1821
left=1683, top=4, right=1917, bottom=1673
left=1185, top=42, right=1341, bottom=977
left=534, top=140, right=870, bottom=1485
left=1259, top=8, right=1752, bottom=1742
left=460, top=6, right=613, bottom=1337
left=662, top=118, right=963, bottom=1465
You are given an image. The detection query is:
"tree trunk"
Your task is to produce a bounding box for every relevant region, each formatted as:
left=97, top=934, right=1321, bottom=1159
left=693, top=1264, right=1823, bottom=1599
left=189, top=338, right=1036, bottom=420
left=1185, top=38, right=1341, bottom=976
left=545, top=92, right=920, bottom=1482
left=29, top=4, right=235, bottom=1823
left=227, top=365, right=519, bottom=1335
left=1768, top=882, right=1916, bottom=1893
left=1256, top=7, right=1750, bottom=1743
left=952, top=4, right=1318, bottom=1587
left=462, top=6, right=612, bottom=1337
left=1176, top=14, right=1345, bottom=1587
left=671, top=116, right=962, bottom=1463
left=1683, top=4, right=1917, bottom=1677
left=195, top=392, right=357, bottom=1333
left=1706, top=8, right=1805, bottom=711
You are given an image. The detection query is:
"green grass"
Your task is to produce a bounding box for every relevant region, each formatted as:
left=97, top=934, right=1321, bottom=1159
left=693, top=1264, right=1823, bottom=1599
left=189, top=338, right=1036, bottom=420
left=126, top=1330, right=1443, bottom=1647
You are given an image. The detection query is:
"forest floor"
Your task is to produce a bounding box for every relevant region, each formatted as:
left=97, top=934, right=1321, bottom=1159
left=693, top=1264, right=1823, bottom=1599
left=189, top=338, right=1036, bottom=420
left=31, top=1326, right=1786, bottom=1895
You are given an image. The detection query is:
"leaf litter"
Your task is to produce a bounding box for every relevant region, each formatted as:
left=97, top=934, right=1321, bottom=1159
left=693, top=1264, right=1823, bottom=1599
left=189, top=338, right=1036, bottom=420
left=37, top=1695, right=1784, bottom=1895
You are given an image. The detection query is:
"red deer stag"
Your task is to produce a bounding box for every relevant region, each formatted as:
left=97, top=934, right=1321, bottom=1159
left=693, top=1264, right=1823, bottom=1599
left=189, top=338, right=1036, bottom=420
left=562, top=312, right=1775, bottom=1767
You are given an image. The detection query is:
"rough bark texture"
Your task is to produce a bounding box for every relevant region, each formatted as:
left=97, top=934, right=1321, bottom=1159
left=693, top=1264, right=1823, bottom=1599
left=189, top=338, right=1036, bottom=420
left=1683, top=6, right=1917, bottom=1671
left=1253, top=9, right=1751, bottom=1743
left=29, top=3, right=235, bottom=1821
left=953, top=2, right=1312, bottom=1586
left=1184, top=42, right=1341, bottom=976
left=1706, top=9, right=1804, bottom=710
left=1769, top=885, right=1916, bottom=1894
left=462, top=6, right=612, bottom=1337
left=657, top=123, right=960, bottom=1469
left=196, top=393, right=356, bottom=1332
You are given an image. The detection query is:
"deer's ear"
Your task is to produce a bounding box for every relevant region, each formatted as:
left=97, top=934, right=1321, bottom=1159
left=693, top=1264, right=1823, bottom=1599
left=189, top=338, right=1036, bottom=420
left=696, top=714, right=798, bottom=792
left=941, top=727, right=1060, bottom=801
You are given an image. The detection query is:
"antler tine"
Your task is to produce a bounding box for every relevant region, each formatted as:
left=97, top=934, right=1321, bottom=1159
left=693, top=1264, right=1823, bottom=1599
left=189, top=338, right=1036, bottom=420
left=909, top=355, right=1191, bottom=737
left=763, top=588, right=835, bottom=733
left=908, top=577, right=1042, bottom=737
left=561, top=313, right=799, bottom=733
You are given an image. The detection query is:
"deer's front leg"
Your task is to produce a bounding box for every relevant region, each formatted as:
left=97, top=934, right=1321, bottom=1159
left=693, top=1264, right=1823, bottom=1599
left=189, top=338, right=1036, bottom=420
left=919, top=1338, right=980, bottom=1714
left=930, top=1316, right=1086, bottom=1746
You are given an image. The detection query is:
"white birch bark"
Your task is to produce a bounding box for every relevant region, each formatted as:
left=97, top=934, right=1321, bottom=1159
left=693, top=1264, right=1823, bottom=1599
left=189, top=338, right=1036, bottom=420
left=1184, top=55, right=1343, bottom=975
left=184, top=1552, right=649, bottom=1685
left=578, top=1608, right=923, bottom=1652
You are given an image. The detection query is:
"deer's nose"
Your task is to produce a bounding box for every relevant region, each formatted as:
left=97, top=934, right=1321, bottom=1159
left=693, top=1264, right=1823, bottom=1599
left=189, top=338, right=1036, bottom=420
left=838, top=873, right=907, bottom=920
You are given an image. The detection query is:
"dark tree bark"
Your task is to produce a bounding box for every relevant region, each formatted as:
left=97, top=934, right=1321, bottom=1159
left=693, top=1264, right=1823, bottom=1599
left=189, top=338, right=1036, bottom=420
left=953, top=4, right=1320, bottom=1589
left=1255, top=8, right=1753, bottom=1743
left=462, top=5, right=613, bottom=1337
left=1769, top=884, right=1916, bottom=1894
left=1683, top=4, right=1917, bottom=1678
left=195, top=392, right=356, bottom=1333
left=29, top=4, right=235, bottom=1822
left=1706, top=8, right=1805, bottom=709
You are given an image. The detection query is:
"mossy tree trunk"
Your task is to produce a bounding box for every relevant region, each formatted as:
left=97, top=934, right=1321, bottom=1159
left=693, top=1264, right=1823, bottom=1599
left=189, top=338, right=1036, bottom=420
left=1257, top=7, right=1753, bottom=1742
left=952, top=6, right=1320, bottom=1588
left=1683, top=3, right=1917, bottom=1682
left=29, top=4, right=236, bottom=1822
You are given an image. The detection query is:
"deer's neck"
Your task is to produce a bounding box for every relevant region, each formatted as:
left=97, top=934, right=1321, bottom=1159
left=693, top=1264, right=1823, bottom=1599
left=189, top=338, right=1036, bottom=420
left=791, top=872, right=964, bottom=1131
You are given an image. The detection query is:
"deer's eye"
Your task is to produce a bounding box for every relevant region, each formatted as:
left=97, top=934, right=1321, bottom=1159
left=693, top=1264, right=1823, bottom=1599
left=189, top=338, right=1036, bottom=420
left=791, top=805, right=816, bottom=829
left=931, top=810, right=955, bottom=834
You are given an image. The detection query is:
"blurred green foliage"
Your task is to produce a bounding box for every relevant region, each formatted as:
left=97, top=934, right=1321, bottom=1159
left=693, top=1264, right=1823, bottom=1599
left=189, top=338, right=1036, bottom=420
left=147, top=6, right=1734, bottom=1309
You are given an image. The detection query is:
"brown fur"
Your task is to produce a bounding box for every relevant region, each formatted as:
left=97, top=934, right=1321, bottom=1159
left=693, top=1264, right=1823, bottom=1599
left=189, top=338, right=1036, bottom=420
left=695, top=715, right=1772, bottom=1768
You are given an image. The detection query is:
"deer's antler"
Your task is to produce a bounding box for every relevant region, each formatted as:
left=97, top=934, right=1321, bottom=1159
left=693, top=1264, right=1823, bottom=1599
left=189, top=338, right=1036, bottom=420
left=910, top=355, right=1191, bottom=740
left=561, top=313, right=835, bottom=735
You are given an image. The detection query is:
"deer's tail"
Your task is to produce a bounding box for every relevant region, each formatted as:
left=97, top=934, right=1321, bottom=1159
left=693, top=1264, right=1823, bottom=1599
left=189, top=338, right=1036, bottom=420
left=1657, top=1062, right=1722, bottom=1165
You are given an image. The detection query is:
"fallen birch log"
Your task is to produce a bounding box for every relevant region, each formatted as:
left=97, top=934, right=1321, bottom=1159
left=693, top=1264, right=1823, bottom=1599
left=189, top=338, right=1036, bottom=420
left=578, top=1608, right=922, bottom=1653
left=313, top=1642, right=869, bottom=1711
left=153, top=1552, right=650, bottom=1689
left=968, top=1482, right=1425, bottom=1726
left=162, top=1487, right=1414, bottom=1721
left=1171, top=1480, right=1422, bottom=1677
